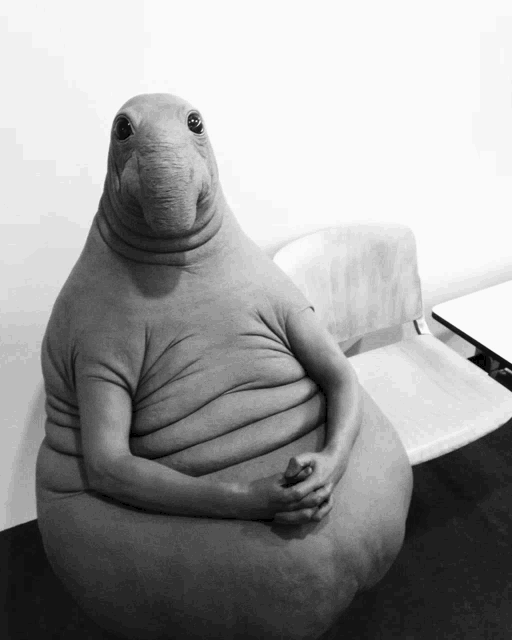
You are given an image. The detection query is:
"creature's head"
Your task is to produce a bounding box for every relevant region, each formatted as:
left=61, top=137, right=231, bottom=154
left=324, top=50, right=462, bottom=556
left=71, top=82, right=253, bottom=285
left=103, top=93, right=221, bottom=241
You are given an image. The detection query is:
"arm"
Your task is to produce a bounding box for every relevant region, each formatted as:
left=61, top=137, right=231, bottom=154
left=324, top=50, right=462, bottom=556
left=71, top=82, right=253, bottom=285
left=78, top=376, right=242, bottom=518
left=275, top=307, right=364, bottom=523
left=77, top=375, right=319, bottom=521
left=287, top=307, right=363, bottom=461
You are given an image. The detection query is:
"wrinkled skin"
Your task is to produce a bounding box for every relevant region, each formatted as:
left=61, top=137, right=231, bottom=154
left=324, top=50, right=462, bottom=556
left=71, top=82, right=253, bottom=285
left=36, top=93, right=412, bottom=640
left=99, top=93, right=224, bottom=260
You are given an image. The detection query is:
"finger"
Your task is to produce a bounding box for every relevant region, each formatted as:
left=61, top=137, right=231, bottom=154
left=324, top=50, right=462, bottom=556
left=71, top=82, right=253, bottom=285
left=284, top=457, right=301, bottom=478
left=283, top=465, right=312, bottom=486
left=312, top=495, right=334, bottom=522
left=273, top=507, right=317, bottom=525
left=295, top=466, right=313, bottom=481
left=284, top=455, right=312, bottom=480
left=283, top=472, right=326, bottom=502
left=284, top=485, right=331, bottom=511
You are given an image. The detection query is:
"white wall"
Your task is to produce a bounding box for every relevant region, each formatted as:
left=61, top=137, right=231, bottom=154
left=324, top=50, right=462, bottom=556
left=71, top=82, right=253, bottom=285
left=2, top=0, right=512, bottom=529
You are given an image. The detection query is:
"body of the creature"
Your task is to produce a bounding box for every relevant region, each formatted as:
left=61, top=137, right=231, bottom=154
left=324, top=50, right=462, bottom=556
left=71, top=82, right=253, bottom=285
left=36, top=93, right=412, bottom=640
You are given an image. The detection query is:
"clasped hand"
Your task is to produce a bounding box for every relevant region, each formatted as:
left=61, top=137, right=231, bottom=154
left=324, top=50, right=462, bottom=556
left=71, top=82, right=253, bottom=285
left=248, top=451, right=346, bottom=525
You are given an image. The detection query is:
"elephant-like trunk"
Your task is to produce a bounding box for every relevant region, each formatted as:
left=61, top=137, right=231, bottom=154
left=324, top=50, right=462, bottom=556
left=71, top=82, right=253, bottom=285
left=137, top=144, right=203, bottom=237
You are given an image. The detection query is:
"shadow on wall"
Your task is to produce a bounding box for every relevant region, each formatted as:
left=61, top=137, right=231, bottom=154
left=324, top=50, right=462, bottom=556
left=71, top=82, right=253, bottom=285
left=6, top=383, right=46, bottom=526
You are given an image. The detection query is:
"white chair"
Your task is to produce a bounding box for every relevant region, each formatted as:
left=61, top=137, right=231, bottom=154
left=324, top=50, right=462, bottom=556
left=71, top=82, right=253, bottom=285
left=274, top=224, right=512, bottom=465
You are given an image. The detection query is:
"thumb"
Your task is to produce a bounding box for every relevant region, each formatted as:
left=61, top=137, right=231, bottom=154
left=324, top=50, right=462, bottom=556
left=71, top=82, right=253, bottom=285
left=284, top=454, right=312, bottom=479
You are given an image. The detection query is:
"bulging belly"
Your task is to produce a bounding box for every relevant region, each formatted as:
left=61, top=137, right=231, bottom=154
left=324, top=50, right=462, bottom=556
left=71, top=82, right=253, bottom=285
left=133, top=384, right=326, bottom=476
left=129, top=345, right=326, bottom=476
left=130, top=375, right=324, bottom=474
left=38, top=375, right=326, bottom=493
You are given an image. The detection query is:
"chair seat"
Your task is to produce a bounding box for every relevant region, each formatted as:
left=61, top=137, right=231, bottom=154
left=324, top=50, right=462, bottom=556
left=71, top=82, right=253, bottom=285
left=348, top=334, right=512, bottom=465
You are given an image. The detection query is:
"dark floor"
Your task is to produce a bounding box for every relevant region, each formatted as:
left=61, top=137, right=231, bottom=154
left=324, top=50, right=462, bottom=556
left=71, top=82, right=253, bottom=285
left=323, top=415, right=512, bottom=639
left=2, top=372, right=512, bottom=639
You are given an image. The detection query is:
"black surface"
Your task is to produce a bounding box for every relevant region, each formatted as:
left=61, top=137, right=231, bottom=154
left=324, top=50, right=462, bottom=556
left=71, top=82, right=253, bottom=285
left=3, top=412, right=512, bottom=639
left=432, top=310, right=512, bottom=370
left=323, top=412, right=512, bottom=640
left=0, top=515, right=115, bottom=639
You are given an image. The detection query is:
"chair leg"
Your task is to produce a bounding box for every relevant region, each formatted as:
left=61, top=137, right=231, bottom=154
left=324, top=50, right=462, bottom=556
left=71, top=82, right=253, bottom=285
left=473, top=349, right=503, bottom=379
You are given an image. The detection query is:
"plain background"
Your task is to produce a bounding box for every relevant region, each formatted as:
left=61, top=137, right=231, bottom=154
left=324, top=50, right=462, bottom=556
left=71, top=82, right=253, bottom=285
left=2, top=0, right=512, bottom=529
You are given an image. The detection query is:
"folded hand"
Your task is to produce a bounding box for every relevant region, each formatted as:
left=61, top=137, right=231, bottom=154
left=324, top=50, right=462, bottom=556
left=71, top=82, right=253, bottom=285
left=272, top=450, right=348, bottom=524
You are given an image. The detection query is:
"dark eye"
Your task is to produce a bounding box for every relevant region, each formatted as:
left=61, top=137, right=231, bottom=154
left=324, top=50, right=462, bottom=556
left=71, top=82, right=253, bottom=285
left=187, top=112, right=204, bottom=134
left=114, top=116, right=133, bottom=141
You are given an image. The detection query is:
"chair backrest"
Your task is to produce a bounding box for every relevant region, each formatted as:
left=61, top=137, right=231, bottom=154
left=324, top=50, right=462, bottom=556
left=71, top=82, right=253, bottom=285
left=273, top=223, right=424, bottom=343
